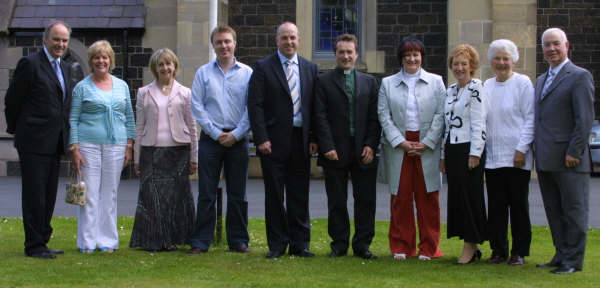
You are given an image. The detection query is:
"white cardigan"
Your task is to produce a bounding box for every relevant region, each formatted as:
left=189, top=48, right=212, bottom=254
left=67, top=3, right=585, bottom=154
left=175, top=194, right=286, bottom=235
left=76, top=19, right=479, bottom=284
left=484, top=73, right=535, bottom=170
left=441, top=79, right=487, bottom=158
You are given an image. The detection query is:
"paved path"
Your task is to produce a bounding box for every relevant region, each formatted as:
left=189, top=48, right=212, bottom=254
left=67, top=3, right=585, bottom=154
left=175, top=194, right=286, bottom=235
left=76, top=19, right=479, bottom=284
left=1, top=176, right=599, bottom=227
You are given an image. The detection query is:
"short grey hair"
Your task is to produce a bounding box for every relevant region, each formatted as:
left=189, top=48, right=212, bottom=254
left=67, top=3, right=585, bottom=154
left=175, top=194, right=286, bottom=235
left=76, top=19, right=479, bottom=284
left=43, top=20, right=71, bottom=40
left=487, top=39, right=519, bottom=63
left=541, top=27, right=568, bottom=44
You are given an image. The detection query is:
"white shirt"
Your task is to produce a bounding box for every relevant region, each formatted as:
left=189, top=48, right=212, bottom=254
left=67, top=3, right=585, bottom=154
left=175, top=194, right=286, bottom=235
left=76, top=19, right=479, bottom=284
left=484, top=73, right=535, bottom=170
left=403, top=69, right=420, bottom=131
left=442, top=79, right=487, bottom=158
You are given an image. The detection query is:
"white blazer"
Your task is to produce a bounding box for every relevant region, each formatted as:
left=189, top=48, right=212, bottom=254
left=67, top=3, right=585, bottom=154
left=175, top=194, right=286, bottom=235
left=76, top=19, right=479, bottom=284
left=442, top=79, right=487, bottom=158
left=377, top=69, right=446, bottom=194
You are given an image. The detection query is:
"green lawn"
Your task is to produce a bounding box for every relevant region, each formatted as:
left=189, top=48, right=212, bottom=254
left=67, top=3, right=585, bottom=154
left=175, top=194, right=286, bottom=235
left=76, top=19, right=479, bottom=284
left=0, top=217, right=598, bottom=287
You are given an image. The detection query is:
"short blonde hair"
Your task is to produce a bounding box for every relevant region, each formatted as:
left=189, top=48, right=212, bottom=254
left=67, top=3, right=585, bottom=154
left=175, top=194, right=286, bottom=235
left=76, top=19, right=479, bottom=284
left=448, top=44, right=480, bottom=77
left=149, top=48, right=179, bottom=79
left=87, top=40, right=115, bottom=72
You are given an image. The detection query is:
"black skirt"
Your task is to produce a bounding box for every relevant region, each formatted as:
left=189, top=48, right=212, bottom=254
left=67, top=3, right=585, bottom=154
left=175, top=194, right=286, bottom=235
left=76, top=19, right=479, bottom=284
left=129, top=145, right=195, bottom=250
left=445, top=141, right=487, bottom=244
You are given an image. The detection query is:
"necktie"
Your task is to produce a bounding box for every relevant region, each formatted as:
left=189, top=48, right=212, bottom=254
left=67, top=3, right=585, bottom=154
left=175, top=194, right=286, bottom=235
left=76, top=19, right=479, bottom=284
left=53, top=59, right=66, bottom=102
left=542, top=69, right=555, bottom=96
left=286, top=60, right=300, bottom=116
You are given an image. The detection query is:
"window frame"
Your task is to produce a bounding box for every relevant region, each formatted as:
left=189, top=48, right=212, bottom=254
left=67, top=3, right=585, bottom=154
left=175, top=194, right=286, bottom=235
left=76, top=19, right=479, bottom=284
left=312, top=0, right=362, bottom=60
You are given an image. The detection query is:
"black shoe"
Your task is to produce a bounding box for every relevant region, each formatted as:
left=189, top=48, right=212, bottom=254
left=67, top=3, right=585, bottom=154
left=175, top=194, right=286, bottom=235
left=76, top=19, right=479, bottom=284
left=456, top=249, right=481, bottom=265
left=486, top=255, right=507, bottom=264
left=507, top=255, right=524, bottom=266
left=47, top=248, right=64, bottom=255
left=550, top=266, right=577, bottom=274
left=290, top=249, right=315, bottom=257
left=536, top=261, right=560, bottom=268
left=328, top=250, right=347, bottom=258
left=265, top=250, right=284, bottom=259
left=28, top=251, right=56, bottom=259
left=230, top=246, right=251, bottom=254
left=186, top=247, right=207, bottom=255
left=355, top=250, right=378, bottom=260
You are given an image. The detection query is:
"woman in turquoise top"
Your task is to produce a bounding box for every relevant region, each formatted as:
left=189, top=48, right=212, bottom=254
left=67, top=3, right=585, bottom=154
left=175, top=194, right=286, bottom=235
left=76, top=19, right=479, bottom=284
left=69, top=40, right=135, bottom=254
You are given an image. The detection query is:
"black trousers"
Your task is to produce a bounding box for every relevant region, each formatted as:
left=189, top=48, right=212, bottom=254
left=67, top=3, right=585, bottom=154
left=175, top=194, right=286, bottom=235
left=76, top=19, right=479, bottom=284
left=445, top=142, right=487, bottom=244
left=19, top=151, right=60, bottom=255
left=485, top=167, right=532, bottom=258
left=260, top=127, right=311, bottom=253
left=323, top=149, right=376, bottom=255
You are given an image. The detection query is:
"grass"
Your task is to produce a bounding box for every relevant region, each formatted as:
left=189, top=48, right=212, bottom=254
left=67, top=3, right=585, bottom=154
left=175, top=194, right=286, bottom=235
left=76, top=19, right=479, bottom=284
left=0, top=217, right=599, bottom=287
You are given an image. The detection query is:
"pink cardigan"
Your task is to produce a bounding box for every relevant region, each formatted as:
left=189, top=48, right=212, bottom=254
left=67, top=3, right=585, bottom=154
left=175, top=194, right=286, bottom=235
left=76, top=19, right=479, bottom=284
left=134, top=80, right=198, bottom=164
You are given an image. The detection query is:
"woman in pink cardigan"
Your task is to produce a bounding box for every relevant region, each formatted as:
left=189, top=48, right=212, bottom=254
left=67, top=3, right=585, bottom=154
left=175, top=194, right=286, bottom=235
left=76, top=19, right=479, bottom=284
left=129, top=48, right=198, bottom=252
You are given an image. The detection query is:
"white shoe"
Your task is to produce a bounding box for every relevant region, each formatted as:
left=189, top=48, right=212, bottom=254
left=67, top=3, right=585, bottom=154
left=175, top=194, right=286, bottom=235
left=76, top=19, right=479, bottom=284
left=418, top=255, right=432, bottom=261
left=393, top=253, right=407, bottom=260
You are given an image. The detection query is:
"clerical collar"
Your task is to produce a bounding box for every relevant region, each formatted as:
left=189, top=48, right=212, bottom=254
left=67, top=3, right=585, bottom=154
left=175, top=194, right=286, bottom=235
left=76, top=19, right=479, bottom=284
left=336, top=67, right=354, bottom=75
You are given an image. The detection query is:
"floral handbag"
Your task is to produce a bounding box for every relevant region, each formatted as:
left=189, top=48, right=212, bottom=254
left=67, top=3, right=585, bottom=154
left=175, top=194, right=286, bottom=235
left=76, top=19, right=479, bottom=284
left=65, top=170, right=87, bottom=206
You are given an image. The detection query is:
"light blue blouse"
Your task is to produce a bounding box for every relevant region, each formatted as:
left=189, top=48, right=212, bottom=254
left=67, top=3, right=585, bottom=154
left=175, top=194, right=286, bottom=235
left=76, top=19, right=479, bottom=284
left=69, top=75, right=135, bottom=144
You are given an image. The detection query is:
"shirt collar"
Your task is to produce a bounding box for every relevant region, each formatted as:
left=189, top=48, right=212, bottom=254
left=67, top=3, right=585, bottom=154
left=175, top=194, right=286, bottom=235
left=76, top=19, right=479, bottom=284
left=394, top=68, right=427, bottom=86
left=277, top=50, right=298, bottom=65
left=550, top=58, right=569, bottom=75
left=213, top=57, right=240, bottom=72
left=335, top=66, right=354, bottom=75
left=43, top=45, right=59, bottom=64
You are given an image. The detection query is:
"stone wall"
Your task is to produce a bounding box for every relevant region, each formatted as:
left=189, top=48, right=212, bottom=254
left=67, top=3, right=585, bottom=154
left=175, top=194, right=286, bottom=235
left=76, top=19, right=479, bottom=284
left=377, top=0, right=448, bottom=80
left=228, top=0, right=296, bottom=67
left=1, top=31, right=152, bottom=178
left=537, top=0, right=600, bottom=116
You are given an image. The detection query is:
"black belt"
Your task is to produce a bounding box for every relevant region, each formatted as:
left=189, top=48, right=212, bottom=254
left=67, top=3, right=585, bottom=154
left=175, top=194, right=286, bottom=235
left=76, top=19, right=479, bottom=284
left=222, top=128, right=234, bottom=132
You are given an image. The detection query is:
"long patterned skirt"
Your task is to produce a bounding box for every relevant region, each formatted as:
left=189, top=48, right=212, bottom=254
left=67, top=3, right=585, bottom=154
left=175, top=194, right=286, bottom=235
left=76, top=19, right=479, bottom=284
left=129, top=145, right=195, bottom=251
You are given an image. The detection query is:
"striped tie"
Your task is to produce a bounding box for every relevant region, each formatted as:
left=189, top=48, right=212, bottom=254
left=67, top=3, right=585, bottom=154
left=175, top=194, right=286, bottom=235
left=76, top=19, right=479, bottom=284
left=53, top=59, right=66, bottom=102
left=542, top=69, right=556, bottom=96
left=286, top=60, right=300, bottom=116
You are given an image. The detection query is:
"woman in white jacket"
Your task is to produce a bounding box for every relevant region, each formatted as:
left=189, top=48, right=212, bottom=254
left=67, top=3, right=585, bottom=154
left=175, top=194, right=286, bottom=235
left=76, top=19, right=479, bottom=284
left=440, top=44, right=488, bottom=264
left=378, top=37, right=446, bottom=261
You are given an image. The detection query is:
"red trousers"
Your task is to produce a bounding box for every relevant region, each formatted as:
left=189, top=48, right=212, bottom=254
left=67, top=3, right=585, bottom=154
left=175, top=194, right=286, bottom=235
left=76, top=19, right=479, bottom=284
left=389, top=131, right=443, bottom=258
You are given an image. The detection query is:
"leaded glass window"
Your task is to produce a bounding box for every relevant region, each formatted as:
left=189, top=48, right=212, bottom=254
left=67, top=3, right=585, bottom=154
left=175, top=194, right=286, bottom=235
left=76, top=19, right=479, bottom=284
left=314, top=0, right=360, bottom=59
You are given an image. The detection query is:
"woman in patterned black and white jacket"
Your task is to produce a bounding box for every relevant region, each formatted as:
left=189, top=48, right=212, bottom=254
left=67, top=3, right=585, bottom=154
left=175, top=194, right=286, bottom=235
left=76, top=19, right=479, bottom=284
left=440, top=44, right=488, bottom=265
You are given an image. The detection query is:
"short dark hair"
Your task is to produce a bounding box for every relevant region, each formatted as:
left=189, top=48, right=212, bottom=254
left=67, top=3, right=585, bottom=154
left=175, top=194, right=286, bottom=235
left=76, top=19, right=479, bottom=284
left=210, top=25, right=237, bottom=43
left=396, top=36, right=425, bottom=63
left=333, top=34, right=358, bottom=53
left=43, top=20, right=71, bottom=40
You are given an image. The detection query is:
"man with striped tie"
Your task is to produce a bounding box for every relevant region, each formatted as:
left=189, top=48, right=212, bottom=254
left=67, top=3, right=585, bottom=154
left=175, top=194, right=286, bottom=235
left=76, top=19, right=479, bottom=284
left=248, top=21, right=319, bottom=259
left=534, top=27, right=595, bottom=274
left=5, top=20, right=72, bottom=259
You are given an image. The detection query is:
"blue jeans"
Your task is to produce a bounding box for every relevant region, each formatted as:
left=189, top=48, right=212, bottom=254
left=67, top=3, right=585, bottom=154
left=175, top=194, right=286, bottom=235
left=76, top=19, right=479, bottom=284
left=190, top=132, right=249, bottom=250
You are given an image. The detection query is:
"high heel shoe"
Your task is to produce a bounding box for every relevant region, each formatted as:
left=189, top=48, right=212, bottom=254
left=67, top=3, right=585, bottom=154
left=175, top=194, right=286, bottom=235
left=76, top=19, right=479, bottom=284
left=456, top=249, right=482, bottom=265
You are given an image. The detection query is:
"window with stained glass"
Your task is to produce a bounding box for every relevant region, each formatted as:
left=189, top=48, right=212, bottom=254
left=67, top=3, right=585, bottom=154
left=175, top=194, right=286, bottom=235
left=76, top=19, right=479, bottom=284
left=314, top=0, right=360, bottom=59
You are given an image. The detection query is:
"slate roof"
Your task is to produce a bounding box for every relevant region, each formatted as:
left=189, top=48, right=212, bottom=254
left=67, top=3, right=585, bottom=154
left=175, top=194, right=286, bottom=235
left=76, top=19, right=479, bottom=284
left=9, top=0, right=146, bottom=30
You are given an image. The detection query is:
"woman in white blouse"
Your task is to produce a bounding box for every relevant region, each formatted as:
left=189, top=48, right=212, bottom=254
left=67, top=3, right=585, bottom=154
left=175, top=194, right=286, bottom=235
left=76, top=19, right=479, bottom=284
left=378, top=37, right=445, bottom=261
left=483, top=39, right=534, bottom=266
left=440, top=44, right=487, bottom=264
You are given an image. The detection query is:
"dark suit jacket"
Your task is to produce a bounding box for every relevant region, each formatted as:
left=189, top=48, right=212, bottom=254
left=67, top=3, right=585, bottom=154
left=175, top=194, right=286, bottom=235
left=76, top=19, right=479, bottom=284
left=5, top=49, right=72, bottom=155
left=534, top=61, right=595, bottom=172
left=314, top=69, right=381, bottom=169
left=248, top=53, right=318, bottom=161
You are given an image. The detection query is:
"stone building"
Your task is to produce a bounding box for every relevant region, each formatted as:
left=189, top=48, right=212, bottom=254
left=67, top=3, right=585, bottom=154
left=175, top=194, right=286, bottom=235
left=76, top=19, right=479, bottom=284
left=0, top=0, right=598, bottom=177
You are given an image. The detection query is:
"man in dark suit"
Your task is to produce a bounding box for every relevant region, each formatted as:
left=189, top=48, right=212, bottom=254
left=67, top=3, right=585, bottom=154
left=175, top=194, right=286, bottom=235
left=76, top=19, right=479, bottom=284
left=248, top=22, right=318, bottom=258
left=5, top=21, right=72, bottom=259
left=313, top=34, right=381, bottom=259
left=534, top=27, right=595, bottom=274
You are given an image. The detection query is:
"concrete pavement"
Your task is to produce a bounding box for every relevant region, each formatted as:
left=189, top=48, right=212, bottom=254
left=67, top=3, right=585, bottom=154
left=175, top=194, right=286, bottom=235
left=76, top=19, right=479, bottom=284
left=1, top=176, right=599, bottom=227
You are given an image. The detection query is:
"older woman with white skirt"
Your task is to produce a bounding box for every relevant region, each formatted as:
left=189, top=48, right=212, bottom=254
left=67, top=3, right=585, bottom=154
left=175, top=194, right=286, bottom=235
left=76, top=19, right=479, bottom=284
left=483, top=39, right=534, bottom=266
